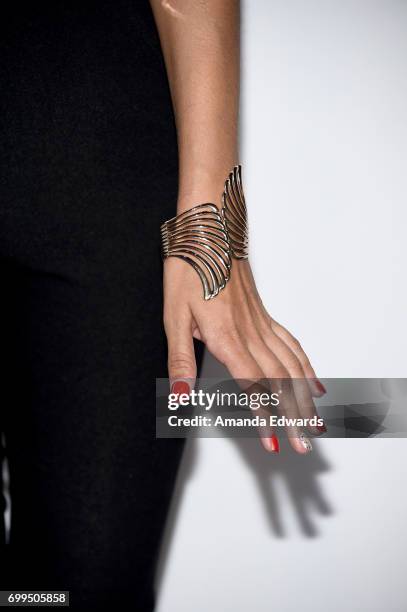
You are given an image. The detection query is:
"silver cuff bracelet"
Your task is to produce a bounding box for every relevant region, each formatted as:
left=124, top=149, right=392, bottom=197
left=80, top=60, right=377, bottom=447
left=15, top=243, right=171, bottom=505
left=161, top=164, right=248, bottom=300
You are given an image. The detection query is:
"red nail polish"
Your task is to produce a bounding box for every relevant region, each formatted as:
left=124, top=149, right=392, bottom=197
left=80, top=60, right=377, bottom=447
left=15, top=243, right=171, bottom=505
left=270, top=435, right=280, bottom=453
left=315, top=380, right=327, bottom=395
left=171, top=381, right=191, bottom=396
left=316, top=423, right=327, bottom=433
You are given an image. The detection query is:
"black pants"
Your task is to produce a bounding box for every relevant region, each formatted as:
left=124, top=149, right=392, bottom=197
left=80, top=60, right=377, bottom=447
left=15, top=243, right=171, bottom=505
left=0, top=1, right=185, bottom=609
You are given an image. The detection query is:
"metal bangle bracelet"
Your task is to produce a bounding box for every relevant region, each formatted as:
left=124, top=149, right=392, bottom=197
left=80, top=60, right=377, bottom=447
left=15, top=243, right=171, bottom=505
left=160, top=164, right=249, bottom=300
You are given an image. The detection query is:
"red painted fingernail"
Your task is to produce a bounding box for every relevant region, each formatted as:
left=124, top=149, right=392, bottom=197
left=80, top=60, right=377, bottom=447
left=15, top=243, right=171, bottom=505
left=270, top=435, right=280, bottom=453
left=171, top=381, right=191, bottom=396
left=315, top=380, right=327, bottom=395
left=316, top=423, right=327, bottom=433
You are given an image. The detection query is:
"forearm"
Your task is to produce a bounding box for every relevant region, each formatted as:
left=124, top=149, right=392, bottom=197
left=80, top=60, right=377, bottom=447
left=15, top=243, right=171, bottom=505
left=149, top=0, right=240, bottom=212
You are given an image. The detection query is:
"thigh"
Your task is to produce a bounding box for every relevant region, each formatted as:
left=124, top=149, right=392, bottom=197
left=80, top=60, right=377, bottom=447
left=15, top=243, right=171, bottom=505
left=0, top=240, right=185, bottom=609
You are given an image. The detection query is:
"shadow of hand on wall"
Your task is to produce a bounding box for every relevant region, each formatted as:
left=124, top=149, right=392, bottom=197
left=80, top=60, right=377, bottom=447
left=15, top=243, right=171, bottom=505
left=231, top=436, right=333, bottom=538
left=156, top=419, right=333, bottom=595
left=157, top=353, right=336, bottom=594
left=200, top=352, right=334, bottom=538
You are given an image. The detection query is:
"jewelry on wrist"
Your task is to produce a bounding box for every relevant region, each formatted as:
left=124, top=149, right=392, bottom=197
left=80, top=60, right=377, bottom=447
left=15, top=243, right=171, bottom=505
left=221, top=164, right=249, bottom=260
left=160, top=164, right=248, bottom=300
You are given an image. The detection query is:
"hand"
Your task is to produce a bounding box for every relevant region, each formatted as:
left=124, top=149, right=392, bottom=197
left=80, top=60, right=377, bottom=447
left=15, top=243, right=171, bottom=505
left=164, top=257, right=327, bottom=454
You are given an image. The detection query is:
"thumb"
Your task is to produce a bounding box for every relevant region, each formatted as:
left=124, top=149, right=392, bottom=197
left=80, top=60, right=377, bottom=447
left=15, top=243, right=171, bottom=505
left=166, top=311, right=197, bottom=397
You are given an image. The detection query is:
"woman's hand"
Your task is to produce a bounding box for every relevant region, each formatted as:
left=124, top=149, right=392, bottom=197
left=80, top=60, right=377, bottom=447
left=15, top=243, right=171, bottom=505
left=164, top=256, right=327, bottom=454
left=151, top=0, right=326, bottom=454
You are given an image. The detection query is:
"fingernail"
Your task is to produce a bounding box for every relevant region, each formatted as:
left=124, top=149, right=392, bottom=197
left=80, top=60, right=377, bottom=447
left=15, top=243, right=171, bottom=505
left=269, top=435, right=280, bottom=453
left=261, top=435, right=280, bottom=453
left=315, top=380, right=327, bottom=395
left=316, top=422, right=327, bottom=433
left=171, top=380, right=191, bottom=396
left=299, top=433, right=313, bottom=452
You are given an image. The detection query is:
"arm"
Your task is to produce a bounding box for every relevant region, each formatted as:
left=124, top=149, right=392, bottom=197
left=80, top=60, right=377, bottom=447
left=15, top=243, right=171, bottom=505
left=149, top=0, right=326, bottom=454
left=149, top=0, right=239, bottom=213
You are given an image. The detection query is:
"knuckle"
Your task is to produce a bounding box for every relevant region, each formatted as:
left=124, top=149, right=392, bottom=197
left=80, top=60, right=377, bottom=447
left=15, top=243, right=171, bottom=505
left=257, top=313, right=273, bottom=333
left=271, top=365, right=290, bottom=380
left=163, top=309, right=187, bottom=333
left=206, top=324, right=240, bottom=350
left=270, top=319, right=282, bottom=332
left=246, top=327, right=266, bottom=350
left=168, top=352, right=196, bottom=377
left=291, top=337, right=311, bottom=368
left=204, top=333, right=220, bottom=356
left=260, top=328, right=275, bottom=344
left=298, top=349, right=312, bottom=367
left=285, top=354, right=303, bottom=376
left=206, top=333, right=244, bottom=365
left=290, top=335, right=303, bottom=352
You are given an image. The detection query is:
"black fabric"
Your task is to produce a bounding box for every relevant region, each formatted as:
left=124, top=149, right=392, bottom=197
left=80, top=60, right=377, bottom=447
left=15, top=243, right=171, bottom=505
left=0, top=2, right=185, bottom=609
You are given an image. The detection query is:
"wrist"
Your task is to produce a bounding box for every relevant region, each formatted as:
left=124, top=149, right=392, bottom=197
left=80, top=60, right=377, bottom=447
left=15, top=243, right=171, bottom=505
left=162, top=164, right=248, bottom=300
left=176, top=159, right=240, bottom=213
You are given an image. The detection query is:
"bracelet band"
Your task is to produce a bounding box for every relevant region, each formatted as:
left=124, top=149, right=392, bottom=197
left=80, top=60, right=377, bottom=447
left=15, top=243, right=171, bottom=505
left=221, top=164, right=249, bottom=260
left=161, top=164, right=248, bottom=300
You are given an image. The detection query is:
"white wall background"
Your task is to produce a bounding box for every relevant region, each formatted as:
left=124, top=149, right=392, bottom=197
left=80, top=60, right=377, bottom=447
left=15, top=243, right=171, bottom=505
left=157, top=1, right=407, bottom=610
